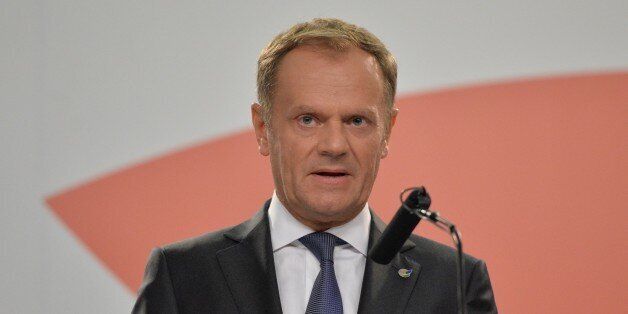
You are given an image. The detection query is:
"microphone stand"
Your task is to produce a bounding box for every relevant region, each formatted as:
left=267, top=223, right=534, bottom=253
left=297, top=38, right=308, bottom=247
left=400, top=188, right=466, bottom=314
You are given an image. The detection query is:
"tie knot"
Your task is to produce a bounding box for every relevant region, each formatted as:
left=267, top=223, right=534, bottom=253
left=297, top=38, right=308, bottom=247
left=299, top=232, right=346, bottom=262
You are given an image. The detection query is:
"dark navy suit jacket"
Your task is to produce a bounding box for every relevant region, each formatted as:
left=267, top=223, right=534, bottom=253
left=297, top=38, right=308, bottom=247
left=133, top=200, right=497, bottom=313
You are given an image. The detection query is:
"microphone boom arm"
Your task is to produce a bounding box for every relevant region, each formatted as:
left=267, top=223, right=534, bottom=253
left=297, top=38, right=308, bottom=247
left=400, top=188, right=467, bottom=314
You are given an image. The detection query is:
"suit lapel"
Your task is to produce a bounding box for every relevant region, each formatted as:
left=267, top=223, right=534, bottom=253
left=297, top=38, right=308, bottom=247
left=358, top=213, right=422, bottom=314
left=216, top=201, right=283, bottom=314
left=215, top=204, right=421, bottom=314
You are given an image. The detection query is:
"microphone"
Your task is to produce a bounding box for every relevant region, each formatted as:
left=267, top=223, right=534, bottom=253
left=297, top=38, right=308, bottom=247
left=368, top=186, right=431, bottom=264
left=369, top=186, right=467, bottom=314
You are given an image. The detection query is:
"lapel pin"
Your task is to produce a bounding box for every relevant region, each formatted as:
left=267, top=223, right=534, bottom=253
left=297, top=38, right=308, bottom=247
left=398, top=268, right=413, bottom=278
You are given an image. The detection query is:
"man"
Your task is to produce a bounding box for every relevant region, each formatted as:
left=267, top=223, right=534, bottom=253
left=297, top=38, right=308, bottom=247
left=133, top=18, right=497, bottom=313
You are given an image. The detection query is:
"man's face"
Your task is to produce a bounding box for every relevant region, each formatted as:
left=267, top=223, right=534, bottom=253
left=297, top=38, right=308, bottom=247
left=252, top=45, right=396, bottom=230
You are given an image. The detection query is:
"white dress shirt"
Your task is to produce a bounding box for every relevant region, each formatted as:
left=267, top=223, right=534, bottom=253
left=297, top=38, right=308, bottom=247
left=268, top=191, right=371, bottom=314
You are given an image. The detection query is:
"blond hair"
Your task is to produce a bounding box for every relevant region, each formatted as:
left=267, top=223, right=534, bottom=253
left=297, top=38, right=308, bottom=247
left=257, top=18, right=397, bottom=126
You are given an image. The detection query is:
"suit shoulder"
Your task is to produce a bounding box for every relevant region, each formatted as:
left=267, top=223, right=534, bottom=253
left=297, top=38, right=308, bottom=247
left=155, top=203, right=268, bottom=267
left=160, top=225, right=237, bottom=259
left=407, top=233, right=481, bottom=265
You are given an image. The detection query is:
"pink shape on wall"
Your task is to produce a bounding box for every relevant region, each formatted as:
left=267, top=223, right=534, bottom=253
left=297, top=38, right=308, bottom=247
left=47, top=72, right=628, bottom=313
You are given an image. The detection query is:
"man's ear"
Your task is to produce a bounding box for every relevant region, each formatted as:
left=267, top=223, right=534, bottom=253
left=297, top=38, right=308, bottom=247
left=251, top=103, right=270, bottom=156
left=390, top=107, right=398, bottom=129
left=381, top=107, right=399, bottom=159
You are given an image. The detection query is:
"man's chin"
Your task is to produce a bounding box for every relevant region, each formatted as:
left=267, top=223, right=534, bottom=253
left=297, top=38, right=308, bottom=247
left=304, top=199, right=362, bottom=222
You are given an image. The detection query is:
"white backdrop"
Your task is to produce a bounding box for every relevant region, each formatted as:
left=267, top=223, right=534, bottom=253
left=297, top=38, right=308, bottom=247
left=2, top=1, right=627, bottom=312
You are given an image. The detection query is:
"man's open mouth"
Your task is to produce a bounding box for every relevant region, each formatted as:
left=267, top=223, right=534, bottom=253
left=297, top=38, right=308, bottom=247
left=314, top=171, right=348, bottom=177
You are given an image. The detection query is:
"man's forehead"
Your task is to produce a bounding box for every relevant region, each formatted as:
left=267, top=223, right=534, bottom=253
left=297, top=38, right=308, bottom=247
left=279, top=44, right=380, bottom=71
left=275, top=46, right=384, bottom=95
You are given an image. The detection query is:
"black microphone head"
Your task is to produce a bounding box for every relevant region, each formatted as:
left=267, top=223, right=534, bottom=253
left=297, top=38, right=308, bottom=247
left=368, top=187, right=431, bottom=264
left=406, top=186, right=431, bottom=210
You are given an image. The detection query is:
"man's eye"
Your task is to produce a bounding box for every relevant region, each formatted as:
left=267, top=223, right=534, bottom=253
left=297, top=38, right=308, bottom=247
left=351, top=117, right=365, bottom=126
left=298, top=115, right=315, bottom=125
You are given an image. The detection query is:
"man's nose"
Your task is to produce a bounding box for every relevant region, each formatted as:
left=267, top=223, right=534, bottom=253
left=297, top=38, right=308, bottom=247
left=317, top=121, right=349, bottom=158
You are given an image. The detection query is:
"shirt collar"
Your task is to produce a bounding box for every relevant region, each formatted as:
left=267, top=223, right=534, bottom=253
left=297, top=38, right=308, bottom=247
left=268, top=191, right=371, bottom=256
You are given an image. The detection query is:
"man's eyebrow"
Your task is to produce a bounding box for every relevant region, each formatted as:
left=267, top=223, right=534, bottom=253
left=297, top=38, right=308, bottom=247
left=349, top=107, right=378, bottom=118
left=288, top=104, right=380, bottom=117
left=288, top=104, right=318, bottom=114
